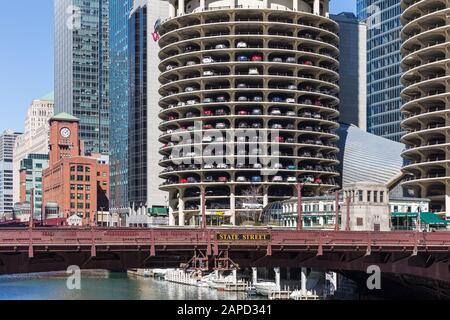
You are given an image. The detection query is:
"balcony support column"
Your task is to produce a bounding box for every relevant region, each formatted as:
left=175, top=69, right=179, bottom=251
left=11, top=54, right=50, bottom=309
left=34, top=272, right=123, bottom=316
left=178, top=0, right=185, bottom=15
left=313, top=0, right=320, bottom=15
left=230, top=187, right=236, bottom=226
left=200, top=0, right=206, bottom=11
left=179, top=190, right=185, bottom=226
left=323, top=0, right=329, bottom=17
left=292, top=0, right=298, bottom=11
left=169, top=0, right=176, bottom=17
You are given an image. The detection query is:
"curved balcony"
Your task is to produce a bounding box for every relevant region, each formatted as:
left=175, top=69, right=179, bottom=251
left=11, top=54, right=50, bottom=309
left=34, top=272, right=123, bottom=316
left=158, top=4, right=340, bottom=225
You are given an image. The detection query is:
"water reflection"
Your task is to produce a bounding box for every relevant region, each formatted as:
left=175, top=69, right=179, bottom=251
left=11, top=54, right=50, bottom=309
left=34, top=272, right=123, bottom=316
left=0, top=271, right=258, bottom=300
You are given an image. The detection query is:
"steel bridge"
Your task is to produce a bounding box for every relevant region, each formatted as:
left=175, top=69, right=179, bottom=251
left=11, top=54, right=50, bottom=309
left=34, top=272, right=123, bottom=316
left=0, top=227, right=449, bottom=286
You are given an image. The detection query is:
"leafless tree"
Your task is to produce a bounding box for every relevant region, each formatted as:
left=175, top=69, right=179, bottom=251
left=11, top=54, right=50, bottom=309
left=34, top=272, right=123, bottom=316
left=237, top=185, right=264, bottom=225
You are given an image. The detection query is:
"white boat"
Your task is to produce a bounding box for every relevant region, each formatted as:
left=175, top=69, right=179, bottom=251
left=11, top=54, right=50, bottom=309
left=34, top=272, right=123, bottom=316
left=254, top=282, right=279, bottom=296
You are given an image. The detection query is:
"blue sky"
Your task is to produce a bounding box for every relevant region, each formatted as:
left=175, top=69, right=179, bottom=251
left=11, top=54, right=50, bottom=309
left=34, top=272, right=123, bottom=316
left=0, top=0, right=356, bottom=132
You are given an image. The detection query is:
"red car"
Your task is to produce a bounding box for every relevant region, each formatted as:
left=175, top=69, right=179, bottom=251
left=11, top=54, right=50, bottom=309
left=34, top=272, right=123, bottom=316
left=217, top=176, right=228, bottom=182
left=238, top=110, right=249, bottom=115
left=274, top=136, right=285, bottom=143
left=203, top=124, right=214, bottom=130
left=251, top=55, right=263, bottom=61
left=302, top=60, right=313, bottom=66
left=180, top=179, right=188, bottom=184
left=314, top=178, right=322, bottom=184
left=203, top=110, right=213, bottom=116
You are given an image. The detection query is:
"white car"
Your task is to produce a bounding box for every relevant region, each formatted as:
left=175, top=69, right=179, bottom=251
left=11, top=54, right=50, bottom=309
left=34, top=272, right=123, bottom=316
left=186, top=60, right=197, bottom=66
left=203, top=70, right=215, bottom=76
left=165, top=64, right=176, bottom=71
left=217, top=163, right=229, bottom=169
left=270, top=109, right=282, bottom=115
left=287, top=177, right=297, bottom=182
left=242, top=203, right=263, bottom=209
left=186, top=99, right=198, bottom=105
left=202, top=136, right=213, bottom=143
left=202, top=56, right=215, bottom=64
left=248, top=68, right=259, bottom=75
left=236, top=176, right=248, bottom=182
left=272, top=176, right=284, bottom=182
left=286, top=98, right=296, bottom=103
left=204, top=164, right=214, bottom=169
left=215, top=44, right=227, bottom=49
left=185, top=86, right=195, bottom=92
left=236, top=41, right=248, bottom=48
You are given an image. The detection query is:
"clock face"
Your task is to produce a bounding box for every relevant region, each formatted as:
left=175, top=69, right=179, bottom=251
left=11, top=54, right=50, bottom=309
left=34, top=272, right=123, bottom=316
left=60, top=127, right=71, bottom=138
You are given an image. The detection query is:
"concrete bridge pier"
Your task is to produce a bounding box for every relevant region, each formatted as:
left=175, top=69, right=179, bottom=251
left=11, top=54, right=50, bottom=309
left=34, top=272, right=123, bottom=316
left=252, top=267, right=258, bottom=285
left=274, top=267, right=281, bottom=290
left=301, top=267, right=308, bottom=296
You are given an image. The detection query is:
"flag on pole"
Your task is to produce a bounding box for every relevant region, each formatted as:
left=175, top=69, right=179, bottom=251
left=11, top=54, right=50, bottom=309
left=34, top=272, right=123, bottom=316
left=152, top=18, right=162, bottom=42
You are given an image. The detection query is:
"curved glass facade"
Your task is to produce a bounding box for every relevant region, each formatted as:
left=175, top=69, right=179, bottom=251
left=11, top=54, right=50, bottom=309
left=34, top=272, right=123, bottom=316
left=357, top=0, right=404, bottom=142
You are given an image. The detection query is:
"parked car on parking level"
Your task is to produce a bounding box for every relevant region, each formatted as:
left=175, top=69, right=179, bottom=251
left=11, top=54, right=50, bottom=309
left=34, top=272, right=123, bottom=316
left=237, top=41, right=248, bottom=48
left=202, top=56, right=215, bottom=64
left=251, top=108, right=263, bottom=115
left=272, top=57, right=283, bottom=62
left=215, top=44, right=227, bottom=49
left=251, top=55, right=262, bottom=61
left=287, top=177, right=297, bottom=182
left=271, top=176, right=284, bottom=182
left=236, top=176, right=248, bottom=182
left=251, top=176, right=262, bottom=183
left=237, top=55, right=248, bottom=61
left=270, top=108, right=282, bottom=115
left=216, top=96, right=227, bottom=102
left=285, top=57, right=296, bottom=63
left=203, top=70, right=216, bottom=76
left=248, top=68, right=259, bottom=75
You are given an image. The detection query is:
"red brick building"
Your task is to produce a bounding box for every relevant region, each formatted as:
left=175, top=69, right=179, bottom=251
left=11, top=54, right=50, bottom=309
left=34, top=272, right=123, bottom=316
left=42, top=113, right=109, bottom=225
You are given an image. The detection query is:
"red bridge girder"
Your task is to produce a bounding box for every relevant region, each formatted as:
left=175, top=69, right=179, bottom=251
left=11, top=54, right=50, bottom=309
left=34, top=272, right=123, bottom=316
left=0, top=227, right=448, bottom=282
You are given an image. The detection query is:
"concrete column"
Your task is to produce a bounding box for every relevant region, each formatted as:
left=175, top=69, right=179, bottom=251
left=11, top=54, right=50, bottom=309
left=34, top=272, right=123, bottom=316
left=263, top=0, right=268, bottom=9
left=274, top=267, right=281, bottom=290
left=169, top=205, right=176, bottom=226
left=313, top=0, right=320, bottom=15
left=446, top=183, right=450, bottom=219
left=200, top=0, right=206, bottom=11
left=232, top=269, right=237, bottom=284
left=230, top=0, right=235, bottom=8
left=323, top=0, right=329, bottom=17
left=178, top=0, right=185, bottom=15
left=301, top=267, right=307, bottom=296
left=292, top=0, right=298, bottom=11
left=179, top=191, right=185, bottom=226
left=230, top=188, right=236, bottom=225
left=252, top=267, right=258, bottom=285
left=169, top=0, right=176, bottom=17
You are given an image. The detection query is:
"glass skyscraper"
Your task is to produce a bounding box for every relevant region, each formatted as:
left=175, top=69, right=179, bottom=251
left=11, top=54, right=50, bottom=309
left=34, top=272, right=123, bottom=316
left=109, top=0, right=133, bottom=215
left=54, top=0, right=110, bottom=155
left=357, top=0, right=404, bottom=142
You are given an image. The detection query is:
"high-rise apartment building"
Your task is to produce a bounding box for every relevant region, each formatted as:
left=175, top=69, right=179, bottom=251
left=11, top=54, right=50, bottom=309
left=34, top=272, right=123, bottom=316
left=357, top=0, right=403, bottom=141
left=128, top=0, right=168, bottom=216
left=158, top=0, right=340, bottom=226
left=13, top=93, right=54, bottom=204
left=19, top=154, right=50, bottom=218
left=54, top=0, right=110, bottom=155
left=109, top=0, right=133, bottom=216
left=0, top=130, right=21, bottom=217
left=331, top=12, right=367, bottom=130
left=400, top=0, right=449, bottom=217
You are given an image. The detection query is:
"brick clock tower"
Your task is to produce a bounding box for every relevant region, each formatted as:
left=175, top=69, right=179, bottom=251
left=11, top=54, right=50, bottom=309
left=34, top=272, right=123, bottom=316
left=48, top=113, right=81, bottom=165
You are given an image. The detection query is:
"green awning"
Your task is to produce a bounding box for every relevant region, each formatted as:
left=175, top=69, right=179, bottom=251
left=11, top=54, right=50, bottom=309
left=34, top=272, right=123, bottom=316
left=391, top=212, right=418, bottom=218
left=148, top=207, right=169, bottom=216
left=391, top=212, right=449, bottom=225
left=419, top=212, right=449, bottom=225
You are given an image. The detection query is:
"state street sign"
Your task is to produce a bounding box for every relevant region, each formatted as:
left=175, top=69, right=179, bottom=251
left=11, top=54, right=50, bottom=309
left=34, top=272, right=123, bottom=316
left=216, top=233, right=271, bottom=241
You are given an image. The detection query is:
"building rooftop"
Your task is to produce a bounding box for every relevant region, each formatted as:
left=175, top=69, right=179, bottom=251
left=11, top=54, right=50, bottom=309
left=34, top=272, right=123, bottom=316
left=50, top=112, right=79, bottom=122
left=336, top=123, right=404, bottom=186
left=39, top=92, right=54, bottom=101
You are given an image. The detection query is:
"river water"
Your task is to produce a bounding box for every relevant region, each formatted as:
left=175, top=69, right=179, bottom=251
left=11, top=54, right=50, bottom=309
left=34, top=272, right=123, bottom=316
left=0, top=271, right=261, bottom=300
